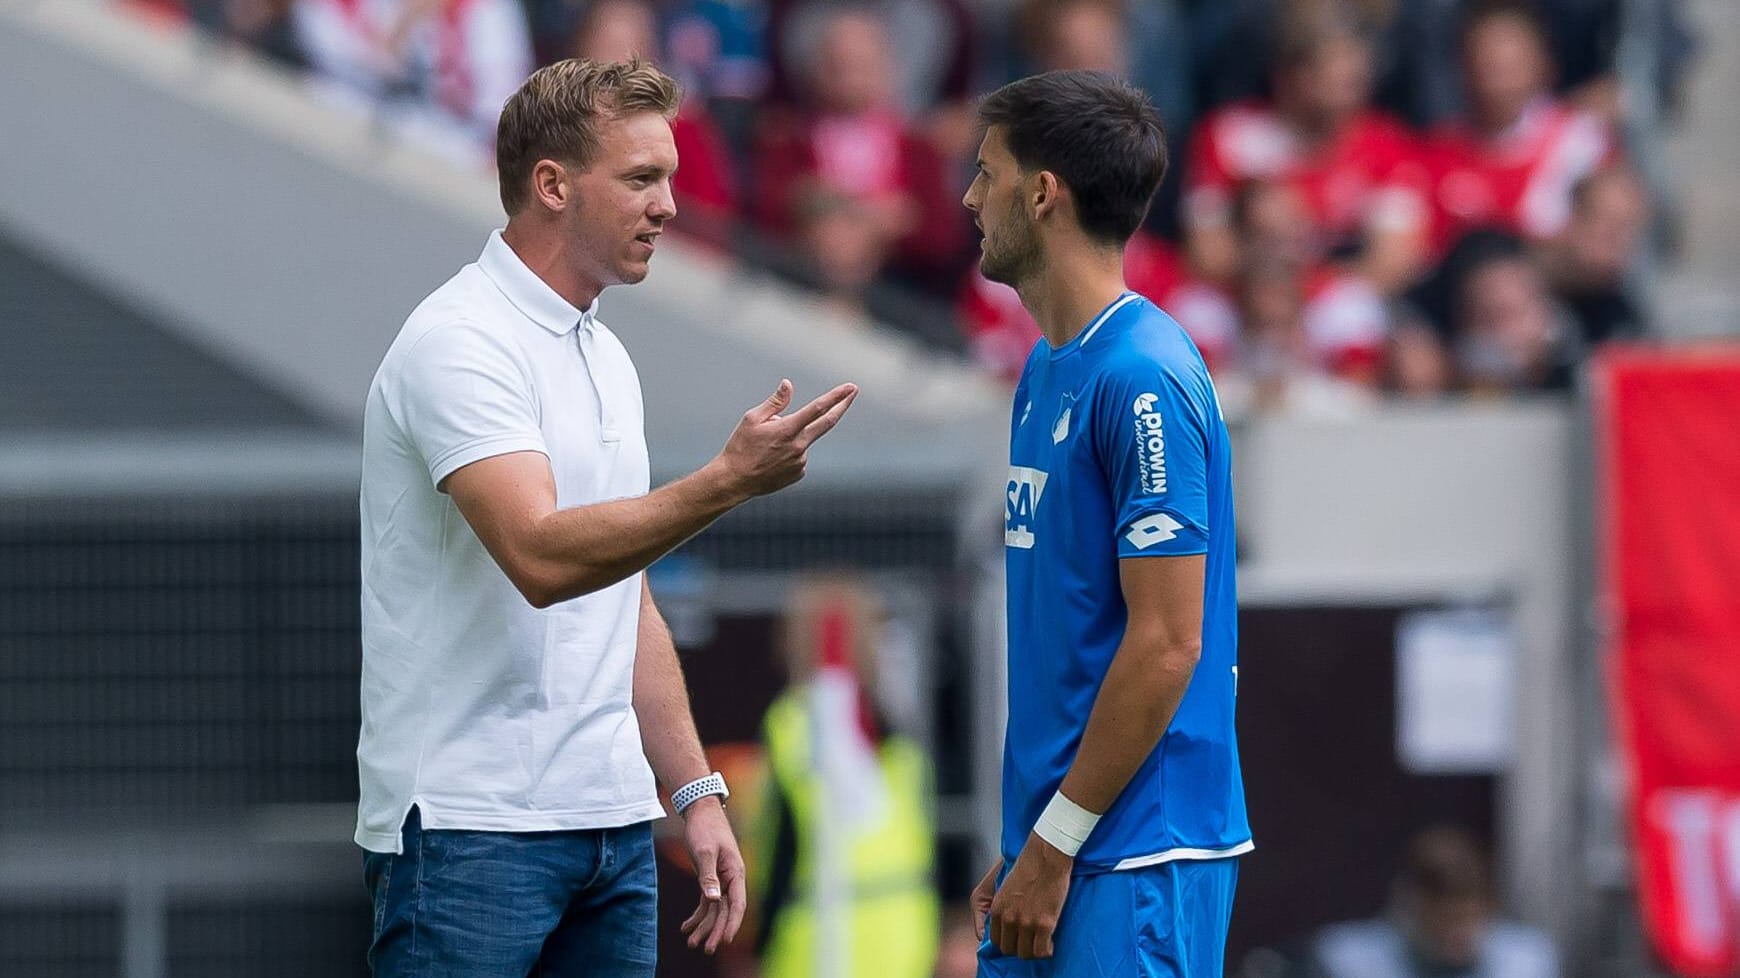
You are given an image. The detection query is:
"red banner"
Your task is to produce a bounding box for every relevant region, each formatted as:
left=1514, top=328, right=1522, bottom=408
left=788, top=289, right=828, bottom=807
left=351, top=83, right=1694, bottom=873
left=1598, top=347, right=1740, bottom=977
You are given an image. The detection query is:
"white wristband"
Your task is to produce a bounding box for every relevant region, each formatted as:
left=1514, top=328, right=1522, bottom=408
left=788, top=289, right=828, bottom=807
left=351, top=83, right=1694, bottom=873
left=671, top=772, right=729, bottom=814
left=1032, top=791, right=1099, bottom=857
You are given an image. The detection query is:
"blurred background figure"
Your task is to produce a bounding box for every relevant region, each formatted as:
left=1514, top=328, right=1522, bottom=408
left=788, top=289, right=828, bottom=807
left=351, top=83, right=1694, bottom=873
left=187, top=0, right=304, bottom=64
left=291, top=0, right=534, bottom=162
left=1538, top=165, right=1651, bottom=345
left=1399, top=229, right=1580, bottom=396
left=1183, top=0, right=1430, bottom=295
left=1304, top=826, right=1559, bottom=978
left=751, top=7, right=965, bottom=300
left=1424, top=0, right=1617, bottom=251
left=751, top=577, right=939, bottom=978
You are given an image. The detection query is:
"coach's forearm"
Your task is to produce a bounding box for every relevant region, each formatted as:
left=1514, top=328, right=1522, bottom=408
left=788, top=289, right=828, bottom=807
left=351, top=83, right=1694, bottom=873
left=1057, top=632, right=1201, bottom=815
left=633, top=588, right=712, bottom=794
left=519, top=463, right=748, bottom=607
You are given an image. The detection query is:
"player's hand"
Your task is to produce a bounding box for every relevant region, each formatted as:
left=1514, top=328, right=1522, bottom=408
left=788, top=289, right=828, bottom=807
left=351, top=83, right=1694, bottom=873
left=711, top=380, right=858, bottom=500
left=676, top=797, right=747, bottom=955
left=970, top=859, right=1003, bottom=940
left=989, top=832, right=1072, bottom=959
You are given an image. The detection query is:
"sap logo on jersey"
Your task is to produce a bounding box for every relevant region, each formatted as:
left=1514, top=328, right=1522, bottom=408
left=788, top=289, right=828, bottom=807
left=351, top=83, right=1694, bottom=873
left=1005, top=466, right=1049, bottom=549
left=1133, top=392, right=1167, bottom=494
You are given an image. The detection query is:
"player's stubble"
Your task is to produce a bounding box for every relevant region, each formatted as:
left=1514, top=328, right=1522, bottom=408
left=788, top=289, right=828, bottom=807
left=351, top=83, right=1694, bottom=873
left=980, top=194, right=1044, bottom=289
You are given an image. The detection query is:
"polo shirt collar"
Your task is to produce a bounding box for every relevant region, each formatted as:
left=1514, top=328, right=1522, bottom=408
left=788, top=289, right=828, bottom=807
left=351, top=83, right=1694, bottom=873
left=478, top=229, right=599, bottom=334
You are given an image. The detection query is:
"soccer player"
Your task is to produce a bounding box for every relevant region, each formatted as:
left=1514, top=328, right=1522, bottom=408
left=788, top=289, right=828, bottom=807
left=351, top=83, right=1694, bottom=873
left=961, top=70, right=1252, bottom=977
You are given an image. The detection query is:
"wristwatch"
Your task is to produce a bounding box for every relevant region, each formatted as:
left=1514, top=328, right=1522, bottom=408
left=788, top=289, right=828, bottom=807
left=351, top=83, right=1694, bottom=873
left=671, top=771, right=730, bottom=815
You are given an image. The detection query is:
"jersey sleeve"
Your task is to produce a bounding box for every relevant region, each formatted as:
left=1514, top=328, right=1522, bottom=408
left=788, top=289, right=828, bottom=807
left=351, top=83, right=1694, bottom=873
left=390, top=320, right=548, bottom=489
left=1090, top=361, right=1211, bottom=558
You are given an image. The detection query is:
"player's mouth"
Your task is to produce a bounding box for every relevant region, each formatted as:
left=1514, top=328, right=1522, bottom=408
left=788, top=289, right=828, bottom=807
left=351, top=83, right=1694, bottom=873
left=633, top=230, right=660, bottom=255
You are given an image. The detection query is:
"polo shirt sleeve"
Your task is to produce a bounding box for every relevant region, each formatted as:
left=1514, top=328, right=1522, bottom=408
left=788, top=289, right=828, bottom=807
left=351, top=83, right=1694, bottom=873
left=392, top=319, right=547, bottom=490
left=1089, top=360, right=1210, bottom=559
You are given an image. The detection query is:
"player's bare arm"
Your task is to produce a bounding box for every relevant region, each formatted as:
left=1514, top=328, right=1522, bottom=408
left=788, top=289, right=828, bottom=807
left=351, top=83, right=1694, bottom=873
left=445, top=379, right=857, bottom=607
left=987, top=553, right=1206, bottom=959
left=632, top=579, right=747, bottom=956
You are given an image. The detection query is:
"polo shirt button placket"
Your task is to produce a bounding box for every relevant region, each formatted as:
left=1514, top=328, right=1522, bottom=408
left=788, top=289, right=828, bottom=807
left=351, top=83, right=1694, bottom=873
left=575, top=317, right=620, bottom=444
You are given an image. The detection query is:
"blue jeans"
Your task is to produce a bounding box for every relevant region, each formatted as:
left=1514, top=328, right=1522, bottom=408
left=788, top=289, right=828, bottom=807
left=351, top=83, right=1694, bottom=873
left=363, top=807, right=658, bottom=977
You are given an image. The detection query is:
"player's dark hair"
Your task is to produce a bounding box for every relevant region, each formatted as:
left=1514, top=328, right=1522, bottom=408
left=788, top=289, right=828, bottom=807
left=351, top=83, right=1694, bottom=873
left=976, top=71, right=1167, bottom=246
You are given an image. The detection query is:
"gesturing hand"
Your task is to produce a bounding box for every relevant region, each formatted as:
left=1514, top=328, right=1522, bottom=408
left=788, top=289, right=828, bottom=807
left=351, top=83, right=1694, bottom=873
left=676, top=798, right=748, bottom=955
left=989, top=832, right=1073, bottom=959
left=713, top=379, right=858, bottom=499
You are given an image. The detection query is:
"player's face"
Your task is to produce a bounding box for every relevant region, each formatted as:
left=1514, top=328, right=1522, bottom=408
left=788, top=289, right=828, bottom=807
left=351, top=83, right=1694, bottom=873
left=564, top=111, right=678, bottom=291
left=962, top=126, right=1042, bottom=288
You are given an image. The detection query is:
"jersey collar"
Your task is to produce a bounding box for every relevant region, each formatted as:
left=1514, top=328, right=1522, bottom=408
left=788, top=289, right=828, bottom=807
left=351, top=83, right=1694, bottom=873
left=478, top=229, right=600, bottom=335
left=1048, top=291, right=1142, bottom=360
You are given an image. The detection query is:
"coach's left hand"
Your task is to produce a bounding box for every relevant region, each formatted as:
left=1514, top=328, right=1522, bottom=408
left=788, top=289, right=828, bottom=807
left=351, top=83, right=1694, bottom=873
left=677, top=797, right=747, bottom=954
left=990, top=831, right=1073, bottom=959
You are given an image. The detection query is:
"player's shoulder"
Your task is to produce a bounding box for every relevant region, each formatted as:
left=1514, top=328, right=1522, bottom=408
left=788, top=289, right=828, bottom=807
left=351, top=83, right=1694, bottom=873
left=1086, top=304, right=1213, bottom=413
left=1092, top=301, right=1205, bottom=379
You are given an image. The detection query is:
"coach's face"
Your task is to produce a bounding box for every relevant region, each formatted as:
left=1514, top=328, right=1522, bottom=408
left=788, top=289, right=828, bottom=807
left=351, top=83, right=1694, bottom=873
left=565, top=110, right=678, bottom=290
left=962, top=125, right=1041, bottom=288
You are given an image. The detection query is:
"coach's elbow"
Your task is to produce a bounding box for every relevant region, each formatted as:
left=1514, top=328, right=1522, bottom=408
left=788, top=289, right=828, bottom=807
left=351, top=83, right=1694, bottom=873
left=499, top=552, right=576, bottom=609
left=511, top=560, right=619, bottom=609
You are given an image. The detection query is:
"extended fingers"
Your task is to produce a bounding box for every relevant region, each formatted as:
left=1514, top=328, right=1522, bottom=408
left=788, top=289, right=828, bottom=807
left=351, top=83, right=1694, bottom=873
left=795, top=387, right=858, bottom=449
left=780, top=383, right=857, bottom=432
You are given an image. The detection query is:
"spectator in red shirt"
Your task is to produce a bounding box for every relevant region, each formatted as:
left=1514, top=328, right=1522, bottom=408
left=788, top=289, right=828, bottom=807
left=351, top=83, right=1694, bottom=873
left=1425, top=0, right=1618, bottom=251
left=1182, top=0, right=1430, bottom=295
left=751, top=8, right=965, bottom=298
left=571, top=0, right=739, bottom=245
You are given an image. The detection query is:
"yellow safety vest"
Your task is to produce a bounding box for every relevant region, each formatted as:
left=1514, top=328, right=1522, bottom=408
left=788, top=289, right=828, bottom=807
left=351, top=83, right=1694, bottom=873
left=757, top=690, right=940, bottom=978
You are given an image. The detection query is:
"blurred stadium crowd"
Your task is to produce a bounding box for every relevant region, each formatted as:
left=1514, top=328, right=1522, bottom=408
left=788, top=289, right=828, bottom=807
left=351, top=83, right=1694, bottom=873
left=121, top=0, right=1694, bottom=414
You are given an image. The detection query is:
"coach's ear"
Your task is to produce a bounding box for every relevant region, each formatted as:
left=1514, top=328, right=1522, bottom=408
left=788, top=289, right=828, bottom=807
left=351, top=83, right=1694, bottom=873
left=1030, top=170, right=1061, bottom=221
left=530, top=158, right=573, bottom=214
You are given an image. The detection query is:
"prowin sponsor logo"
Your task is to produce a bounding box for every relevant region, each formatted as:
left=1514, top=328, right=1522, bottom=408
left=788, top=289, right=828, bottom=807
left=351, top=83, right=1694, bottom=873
left=1133, top=392, right=1167, bottom=494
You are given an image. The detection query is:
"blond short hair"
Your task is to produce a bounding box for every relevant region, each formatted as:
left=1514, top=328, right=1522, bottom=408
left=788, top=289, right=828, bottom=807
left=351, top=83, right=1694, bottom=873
left=495, top=58, right=681, bottom=215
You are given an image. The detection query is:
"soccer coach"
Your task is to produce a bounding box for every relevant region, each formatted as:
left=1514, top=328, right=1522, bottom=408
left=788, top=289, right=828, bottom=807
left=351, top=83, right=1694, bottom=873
left=355, top=58, right=857, bottom=978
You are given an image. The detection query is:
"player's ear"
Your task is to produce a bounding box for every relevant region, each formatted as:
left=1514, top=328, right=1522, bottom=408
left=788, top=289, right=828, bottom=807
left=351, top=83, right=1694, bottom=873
left=1031, top=171, right=1061, bottom=221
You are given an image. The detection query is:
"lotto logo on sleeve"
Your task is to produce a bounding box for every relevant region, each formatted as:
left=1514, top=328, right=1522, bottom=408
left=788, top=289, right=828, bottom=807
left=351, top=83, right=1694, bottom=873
left=1133, top=393, right=1168, bottom=494
left=1005, top=466, right=1049, bottom=549
left=1125, top=513, right=1184, bottom=550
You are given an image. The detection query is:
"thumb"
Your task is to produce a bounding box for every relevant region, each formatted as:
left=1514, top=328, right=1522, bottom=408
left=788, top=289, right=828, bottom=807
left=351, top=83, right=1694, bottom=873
left=748, top=379, right=793, bottom=422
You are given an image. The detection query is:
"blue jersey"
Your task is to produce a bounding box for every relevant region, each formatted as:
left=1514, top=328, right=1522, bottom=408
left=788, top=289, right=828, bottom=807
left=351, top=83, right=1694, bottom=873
left=1002, top=291, right=1251, bottom=873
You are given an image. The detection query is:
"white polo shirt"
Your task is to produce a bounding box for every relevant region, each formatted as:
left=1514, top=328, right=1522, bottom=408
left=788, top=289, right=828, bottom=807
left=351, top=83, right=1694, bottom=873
left=355, top=230, right=664, bottom=853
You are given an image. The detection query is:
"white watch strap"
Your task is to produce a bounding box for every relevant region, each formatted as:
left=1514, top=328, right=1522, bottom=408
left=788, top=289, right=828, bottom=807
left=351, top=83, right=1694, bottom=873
left=672, top=772, right=729, bottom=814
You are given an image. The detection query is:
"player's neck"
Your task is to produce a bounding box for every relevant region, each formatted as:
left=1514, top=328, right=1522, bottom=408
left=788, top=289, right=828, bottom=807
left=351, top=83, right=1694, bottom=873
left=502, top=220, right=605, bottom=311
left=1020, top=247, right=1130, bottom=350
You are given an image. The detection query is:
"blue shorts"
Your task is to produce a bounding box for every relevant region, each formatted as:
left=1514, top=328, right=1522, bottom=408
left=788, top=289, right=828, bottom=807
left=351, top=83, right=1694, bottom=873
left=977, top=857, right=1239, bottom=978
